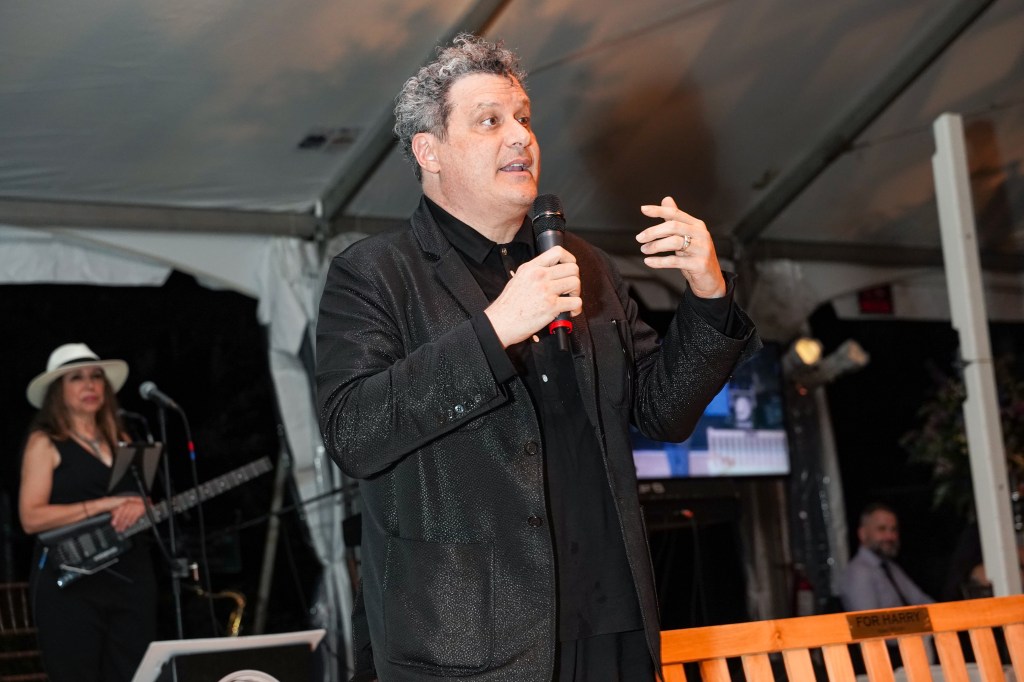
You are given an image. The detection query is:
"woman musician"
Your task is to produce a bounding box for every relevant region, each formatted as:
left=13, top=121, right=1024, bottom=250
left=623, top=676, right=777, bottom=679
left=19, top=342, right=156, bottom=682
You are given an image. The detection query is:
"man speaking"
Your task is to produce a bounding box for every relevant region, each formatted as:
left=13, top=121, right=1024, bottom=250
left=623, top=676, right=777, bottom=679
left=317, top=33, right=759, bottom=681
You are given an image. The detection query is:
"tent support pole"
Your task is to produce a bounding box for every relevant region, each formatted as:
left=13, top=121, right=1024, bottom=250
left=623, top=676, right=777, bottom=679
left=252, top=425, right=293, bottom=633
left=933, top=112, right=1021, bottom=596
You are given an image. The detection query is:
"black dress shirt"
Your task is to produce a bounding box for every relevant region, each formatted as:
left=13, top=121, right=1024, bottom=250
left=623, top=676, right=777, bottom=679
left=425, top=197, right=738, bottom=641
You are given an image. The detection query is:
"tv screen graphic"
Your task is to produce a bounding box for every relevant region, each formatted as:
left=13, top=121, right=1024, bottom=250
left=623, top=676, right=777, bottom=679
left=631, top=343, right=790, bottom=479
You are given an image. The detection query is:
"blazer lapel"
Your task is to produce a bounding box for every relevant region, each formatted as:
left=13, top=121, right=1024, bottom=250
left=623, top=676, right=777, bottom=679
left=409, top=197, right=490, bottom=317
left=435, top=248, right=490, bottom=317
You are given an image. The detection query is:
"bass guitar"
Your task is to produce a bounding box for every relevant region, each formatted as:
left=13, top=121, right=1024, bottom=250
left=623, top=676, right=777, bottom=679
left=38, top=456, right=273, bottom=588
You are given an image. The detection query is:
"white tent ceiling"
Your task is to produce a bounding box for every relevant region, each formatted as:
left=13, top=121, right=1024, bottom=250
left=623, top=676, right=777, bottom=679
left=2, top=0, right=1021, bottom=280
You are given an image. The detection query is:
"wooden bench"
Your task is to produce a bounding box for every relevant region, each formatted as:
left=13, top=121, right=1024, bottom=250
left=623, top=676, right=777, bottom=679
left=662, top=594, right=1024, bottom=681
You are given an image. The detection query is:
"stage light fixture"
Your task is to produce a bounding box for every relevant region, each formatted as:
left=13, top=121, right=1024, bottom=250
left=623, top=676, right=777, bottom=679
left=789, top=339, right=871, bottom=390
left=816, top=339, right=870, bottom=384
left=782, top=336, right=824, bottom=377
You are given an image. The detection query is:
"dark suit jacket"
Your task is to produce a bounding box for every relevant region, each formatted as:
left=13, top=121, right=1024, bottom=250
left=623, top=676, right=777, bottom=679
left=316, top=197, right=759, bottom=681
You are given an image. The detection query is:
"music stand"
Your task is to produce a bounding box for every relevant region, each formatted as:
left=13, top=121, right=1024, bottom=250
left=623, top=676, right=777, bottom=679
left=109, top=442, right=163, bottom=494
left=130, top=629, right=325, bottom=682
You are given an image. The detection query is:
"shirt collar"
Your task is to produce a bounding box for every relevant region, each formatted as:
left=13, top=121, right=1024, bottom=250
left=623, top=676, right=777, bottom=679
left=424, top=196, right=534, bottom=264
left=860, top=546, right=888, bottom=567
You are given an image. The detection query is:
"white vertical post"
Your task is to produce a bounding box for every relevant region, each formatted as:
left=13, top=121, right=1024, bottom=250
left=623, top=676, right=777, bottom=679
left=932, top=113, right=1021, bottom=596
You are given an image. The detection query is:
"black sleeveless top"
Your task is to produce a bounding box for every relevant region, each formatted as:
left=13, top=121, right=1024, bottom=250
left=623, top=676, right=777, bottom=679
left=30, top=434, right=155, bottom=590
left=48, top=435, right=138, bottom=503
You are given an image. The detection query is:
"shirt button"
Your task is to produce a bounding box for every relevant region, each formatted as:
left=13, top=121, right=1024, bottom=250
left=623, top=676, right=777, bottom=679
left=532, top=335, right=540, bottom=343
left=541, top=374, right=549, bottom=383
left=454, top=404, right=465, bottom=415
left=524, top=440, right=538, bottom=456
left=527, top=515, right=543, bottom=527
left=500, top=246, right=508, bottom=256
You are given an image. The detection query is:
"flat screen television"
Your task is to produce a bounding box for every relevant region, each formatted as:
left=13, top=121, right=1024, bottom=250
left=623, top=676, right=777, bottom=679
left=631, top=342, right=790, bottom=479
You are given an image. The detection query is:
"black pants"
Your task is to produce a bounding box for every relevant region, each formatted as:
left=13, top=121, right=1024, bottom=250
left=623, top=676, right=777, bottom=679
left=555, top=630, right=655, bottom=681
left=31, top=545, right=157, bottom=682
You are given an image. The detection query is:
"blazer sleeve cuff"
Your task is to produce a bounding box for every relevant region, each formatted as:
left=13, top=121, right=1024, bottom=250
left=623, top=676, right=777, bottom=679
left=684, top=271, right=749, bottom=340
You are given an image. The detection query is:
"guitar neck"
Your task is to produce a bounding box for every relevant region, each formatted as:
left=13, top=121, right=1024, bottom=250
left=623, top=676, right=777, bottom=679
left=123, top=456, right=272, bottom=539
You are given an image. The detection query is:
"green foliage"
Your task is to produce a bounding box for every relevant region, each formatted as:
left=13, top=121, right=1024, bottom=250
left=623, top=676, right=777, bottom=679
left=900, top=355, right=1024, bottom=519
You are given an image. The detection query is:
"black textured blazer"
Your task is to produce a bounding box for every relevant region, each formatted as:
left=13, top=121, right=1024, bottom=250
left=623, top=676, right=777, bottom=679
left=317, top=197, right=760, bottom=681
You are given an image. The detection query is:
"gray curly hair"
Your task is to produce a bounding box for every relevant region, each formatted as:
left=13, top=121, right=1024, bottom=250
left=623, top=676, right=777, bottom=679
left=393, top=33, right=528, bottom=181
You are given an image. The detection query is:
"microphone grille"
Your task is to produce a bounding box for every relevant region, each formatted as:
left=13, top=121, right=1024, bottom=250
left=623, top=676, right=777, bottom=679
left=531, top=194, right=565, bottom=237
left=139, top=381, right=156, bottom=399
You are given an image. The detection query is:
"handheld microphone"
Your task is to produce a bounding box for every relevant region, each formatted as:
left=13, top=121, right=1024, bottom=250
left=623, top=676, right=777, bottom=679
left=531, top=193, right=572, bottom=351
left=139, top=381, right=181, bottom=411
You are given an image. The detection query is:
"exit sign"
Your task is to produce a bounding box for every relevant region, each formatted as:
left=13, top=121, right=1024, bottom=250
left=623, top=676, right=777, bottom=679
left=858, top=285, right=894, bottom=315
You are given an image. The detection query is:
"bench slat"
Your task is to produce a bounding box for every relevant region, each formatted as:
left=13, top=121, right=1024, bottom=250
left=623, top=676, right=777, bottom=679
left=783, top=648, right=815, bottom=681
left=896, top=635, right=933, bottom=682
left=1005, top=623, right=1024, bottom=681
left=861, top=639, right=896, bottom=682
left=699, top=657, right=731, bottom=682
left=822, top=643, right=857, bottom=682
left=967, top=627, right=1003, bottom=682
left=933, top=631, right=969, bottom=682
left=662, top=663, right=687, bottom=682
left=741, top=652, right=774, bottom=681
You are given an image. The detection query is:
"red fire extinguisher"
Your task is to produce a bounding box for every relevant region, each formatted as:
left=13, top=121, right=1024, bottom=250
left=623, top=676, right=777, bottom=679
left=794, top=564, right=815, bottom=617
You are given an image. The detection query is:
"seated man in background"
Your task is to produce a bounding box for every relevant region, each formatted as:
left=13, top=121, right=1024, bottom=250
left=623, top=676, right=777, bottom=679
left=841, top=502, right=936, bottom=667
left=841, top=502, right=934, bottom=611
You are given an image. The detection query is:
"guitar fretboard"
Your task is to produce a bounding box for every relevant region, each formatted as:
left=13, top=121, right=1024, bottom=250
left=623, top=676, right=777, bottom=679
left=124, top=457, right=273, bottom=538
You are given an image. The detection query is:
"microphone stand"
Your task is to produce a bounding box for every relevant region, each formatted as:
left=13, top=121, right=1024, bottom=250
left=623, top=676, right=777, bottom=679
left=128, top=454, right=176, bottom=575
left=157, top=405, right=187, bottom=640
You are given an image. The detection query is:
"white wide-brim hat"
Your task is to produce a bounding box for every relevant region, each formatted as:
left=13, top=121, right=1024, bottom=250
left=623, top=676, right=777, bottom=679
left=26, top=342, right=129, bottom=408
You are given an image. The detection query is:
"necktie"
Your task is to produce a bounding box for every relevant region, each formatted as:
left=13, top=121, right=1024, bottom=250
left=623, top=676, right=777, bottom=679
left=880, top=560, right=910, bottom=606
